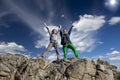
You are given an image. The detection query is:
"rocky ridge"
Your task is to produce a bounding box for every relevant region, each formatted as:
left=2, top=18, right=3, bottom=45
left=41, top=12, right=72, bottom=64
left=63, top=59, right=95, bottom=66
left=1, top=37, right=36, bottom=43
left=0, top=54, right=119, bottom=80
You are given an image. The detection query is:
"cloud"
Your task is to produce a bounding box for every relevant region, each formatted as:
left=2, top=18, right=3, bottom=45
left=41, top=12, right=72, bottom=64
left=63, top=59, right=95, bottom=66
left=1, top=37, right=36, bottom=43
left=97, top=41, right=104, bottom=44
left=106, top=50, right=120, bottom=60
left=73, top=14, right=106, bottom=32
left=72, top=36, right=96, bottom=52
left=109, top=17, right=120, bottom=25
left=71, top=14, right=106, bottom=52
left=36, top=14, right=106, bottom=52
left=2, top=0, right=70, bottom=49
left=0, top=42, right=27, bottom=54
left=0, top=12, right=11, bottom=28
left=47, top=53, right=57, bottom=62
left=1, top=0, right=53, bottom=49
left=106, top=50, right=120, bottom=55
left=2, top=1, right=105, bottom=53
left=3, top=0, right=45, bottom=35
left=2, top=0, right=70, bottom=35
left=110, top=48, right=115, bottom=50
left=45, top=51, right=63, bottom=62
left=109, top=57, right=120, bottom=60
left=61, top=14, right=65, bottom=18
left=106, top=50, right=120, bottom=71
left=2, top=1, right=106, bottom=53
left=1, top=0, right=57, bottom=36
left=0, top=12, right=10, bottom=18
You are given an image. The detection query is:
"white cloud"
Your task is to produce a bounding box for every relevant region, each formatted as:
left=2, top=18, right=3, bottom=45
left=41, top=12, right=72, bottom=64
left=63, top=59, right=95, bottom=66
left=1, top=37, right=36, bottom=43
left=110, top=50, right=120, bottom=55
left=2, top=0, right=68, bottom=49
left=105, top=50, right=120, bottom=63
left=109, top=57, right=120, bottom=60
left=72, top=37, right=96, bottom=52
left=0, top=42, right=26, bottom=54
left=2, top=15, right=104, bottom=53
left=110, top=61, right=120, bottom=71
left=71, top=14, right=106, bottom=52
left=2, top=0, right=47, bottom=49
left=109, top=17, right=120, bottom=25
left=97, top=41, right=104, bottom=44
left=0, top=12, right=10, bottom=18
left=2, top=0, right=69, bottom=37
left=4, top=0, right=45, bottom=35
left=110, top=48, right=115, bottom=50
left=73, top=14, right=106, bottom=32
left=0, top=12, right=11, bottom=28
left=47, top=53, right=57, bottom=62
left=61, top=14, right=65, bottom=18
left=2, top=1, right=106, bottom=53
left=106, top=50, right=120, bottom=56
left=37, top=14, right=106, bottom=52
left=46, top=51, right=63, bottom=62
left=98, top=56, right=104, bottom=59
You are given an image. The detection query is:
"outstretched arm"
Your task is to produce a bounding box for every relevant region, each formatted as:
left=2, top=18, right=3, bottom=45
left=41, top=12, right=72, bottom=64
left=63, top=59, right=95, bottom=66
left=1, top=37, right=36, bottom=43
left=44, top=23, right=51, bottom=35
left=56, top=25, right=61, bottom=34
left=59, top=25, right=63, bottom=37
left=68, top=25, right=74, bottom=35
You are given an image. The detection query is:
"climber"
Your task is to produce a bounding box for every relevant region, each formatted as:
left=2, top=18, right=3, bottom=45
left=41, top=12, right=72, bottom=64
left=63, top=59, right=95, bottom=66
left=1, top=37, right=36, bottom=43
left=40, top=23, right=60, bottom=61
left=59, top=25, right=79, bottom=60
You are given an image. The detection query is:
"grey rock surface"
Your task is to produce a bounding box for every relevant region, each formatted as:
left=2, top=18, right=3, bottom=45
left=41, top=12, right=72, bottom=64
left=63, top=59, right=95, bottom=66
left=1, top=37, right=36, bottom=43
left=0, top=54, right=119, bottom=80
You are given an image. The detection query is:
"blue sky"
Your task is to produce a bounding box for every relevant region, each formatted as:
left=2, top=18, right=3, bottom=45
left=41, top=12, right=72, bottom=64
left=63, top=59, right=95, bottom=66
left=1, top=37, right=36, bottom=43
left=0, top=0, right=120, bottom=70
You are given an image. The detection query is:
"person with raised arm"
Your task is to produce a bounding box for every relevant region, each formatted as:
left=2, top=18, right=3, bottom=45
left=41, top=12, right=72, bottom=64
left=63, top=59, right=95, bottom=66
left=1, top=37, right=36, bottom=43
left=59, top=25, right=79, bottom=60
left=40, top=23, right=61, bottom=61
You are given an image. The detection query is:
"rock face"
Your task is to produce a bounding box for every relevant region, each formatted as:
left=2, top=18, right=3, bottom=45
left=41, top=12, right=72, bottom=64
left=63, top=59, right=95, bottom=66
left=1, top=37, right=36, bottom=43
left=0, top=54, right=119, bottom=80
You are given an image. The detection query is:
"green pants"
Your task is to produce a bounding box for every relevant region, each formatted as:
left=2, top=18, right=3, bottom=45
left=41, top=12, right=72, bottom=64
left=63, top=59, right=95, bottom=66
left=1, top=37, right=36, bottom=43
left=63, top=43, right=79, bottom=59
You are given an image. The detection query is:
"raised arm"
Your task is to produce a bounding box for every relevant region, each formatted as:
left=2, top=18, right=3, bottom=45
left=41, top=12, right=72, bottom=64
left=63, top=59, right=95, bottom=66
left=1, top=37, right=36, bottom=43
left=44, top=23, right=51, bottom=35
left=56, top=25, right=61, bottom=34
left=68, top=25, right=74, bottom=35
left=59, top=25, right=63, bottom=37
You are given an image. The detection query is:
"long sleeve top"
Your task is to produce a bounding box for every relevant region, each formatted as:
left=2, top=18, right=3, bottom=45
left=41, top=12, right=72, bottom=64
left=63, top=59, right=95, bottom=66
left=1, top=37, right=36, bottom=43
left=60, top=25, right=73, bottom=45
left=46, top=27, right=59, bottom=43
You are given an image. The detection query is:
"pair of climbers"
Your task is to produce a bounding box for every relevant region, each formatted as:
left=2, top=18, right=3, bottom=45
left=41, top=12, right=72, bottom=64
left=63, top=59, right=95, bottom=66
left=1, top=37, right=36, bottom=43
left=40, top=23, right=79, bottom=61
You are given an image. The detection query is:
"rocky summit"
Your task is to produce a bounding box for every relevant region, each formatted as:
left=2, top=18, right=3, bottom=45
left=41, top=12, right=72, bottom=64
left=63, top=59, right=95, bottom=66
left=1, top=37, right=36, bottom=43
left=0, top=54, right=119, bottom=80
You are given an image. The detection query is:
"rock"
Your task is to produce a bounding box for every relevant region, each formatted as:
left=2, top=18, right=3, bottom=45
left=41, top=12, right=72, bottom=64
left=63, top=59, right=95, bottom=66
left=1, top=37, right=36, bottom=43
left=0, top=54, right=119, bottom=80
left=106, top=69, right=114, bottom=80
left=65, top=59, right=96, bottom=80
left=114, top=71, right=120, bottom=80
left=96, top=70, right=107, bottom=80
